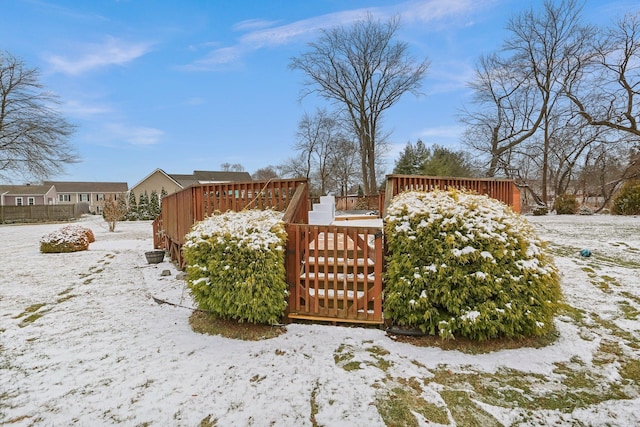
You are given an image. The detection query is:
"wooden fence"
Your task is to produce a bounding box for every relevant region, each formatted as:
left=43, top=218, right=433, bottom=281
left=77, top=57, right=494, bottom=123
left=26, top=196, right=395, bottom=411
left=383, top=174, right=521, bottom=214
left=0, top=205, right=79, bottom=224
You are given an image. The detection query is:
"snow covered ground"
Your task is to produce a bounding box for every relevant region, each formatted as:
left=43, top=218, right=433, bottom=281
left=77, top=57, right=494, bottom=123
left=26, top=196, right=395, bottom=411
left=1, top=214, right=639, bottom=426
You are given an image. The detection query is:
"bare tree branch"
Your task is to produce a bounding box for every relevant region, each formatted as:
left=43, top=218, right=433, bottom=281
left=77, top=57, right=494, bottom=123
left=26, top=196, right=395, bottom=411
left=0, top=50, right=78, bottom=182
left=290, top=14, right=429, bottom=194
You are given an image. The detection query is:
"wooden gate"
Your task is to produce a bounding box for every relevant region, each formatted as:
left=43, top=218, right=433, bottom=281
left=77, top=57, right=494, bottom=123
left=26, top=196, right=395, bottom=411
left=285, top=224, right=384, bottom=324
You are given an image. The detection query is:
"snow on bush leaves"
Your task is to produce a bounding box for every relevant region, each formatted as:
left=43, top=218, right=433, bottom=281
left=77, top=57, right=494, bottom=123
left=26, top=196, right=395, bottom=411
left=384, top=189, right=561, bottom=340
left=183, top=209, right=287, bottom=325
left=40, top=225, right=94, bottom=253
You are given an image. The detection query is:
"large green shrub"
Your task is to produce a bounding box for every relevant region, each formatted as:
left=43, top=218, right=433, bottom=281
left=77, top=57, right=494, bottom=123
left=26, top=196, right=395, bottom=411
left=183, top=209, right=287, bottom=325
left=611, top=180, right=640, bottom=215
left=553, top=194, right=578, bottom=215
left=384, top=190, right=561, bottom=340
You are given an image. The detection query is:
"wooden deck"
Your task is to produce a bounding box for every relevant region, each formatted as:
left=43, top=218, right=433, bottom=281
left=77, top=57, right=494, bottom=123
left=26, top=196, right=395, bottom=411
left=152, top=175, right=521, bottom=325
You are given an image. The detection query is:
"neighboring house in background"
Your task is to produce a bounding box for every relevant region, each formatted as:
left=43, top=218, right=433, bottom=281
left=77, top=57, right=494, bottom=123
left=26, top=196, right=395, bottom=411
left=43, top=181, right=129, bottom=214
left=0, top=184, right=57, bottom=206
left=130, top=169, right=252, bottom=202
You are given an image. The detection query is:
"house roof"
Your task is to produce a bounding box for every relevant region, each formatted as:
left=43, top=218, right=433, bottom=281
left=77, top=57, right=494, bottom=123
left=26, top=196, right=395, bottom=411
left=129, top=169, right=253, bottom=193
left=129, top=168, right=183, bottom=191
left=192, top=170, right=252, bottom=183
left=0, top=184, right=55, bottom=195
left=44, top=181, right=128, bottom=193
left=167, top=174, right=198, bottom=188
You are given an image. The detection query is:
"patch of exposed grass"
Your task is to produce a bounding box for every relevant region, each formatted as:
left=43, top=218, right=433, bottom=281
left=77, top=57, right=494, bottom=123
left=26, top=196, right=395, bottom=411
left=619, top=300, right=640, bottom=320
left=425, top=363, right=637, bottom=415
left=376, top=382, right=449, bottom=427
left=14, top=303, right=49, bottom=327
left=621, top=291, right=640, bottom=305
left=250, top=374, right=266, bottom=383
left=18, top=312, right=45, bottom=327
left=592, top=339, right=624, bottom=366
left=592, top=279, right=612, bottom=293
left=188, top=311, right=285, bottom=341
left=589, top=313, right=638, bottom=347
left=14, top=303, right=46, bottom=319
left=310, top=380, right=319, bottom=427
left=56, top=294, right=76, bottom=304
left=592, top=253, right=640, bottom=270
left=199, top=415, right=217, bottom=427
left=620, top=359, right=640, bottom=383
left=367, top=345, right=392, bottom=371
left=440, top=390, right=501, bottom=427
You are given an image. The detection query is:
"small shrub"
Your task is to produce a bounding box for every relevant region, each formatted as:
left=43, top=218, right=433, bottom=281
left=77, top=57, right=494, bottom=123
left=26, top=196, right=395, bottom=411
left=384, top=189, right=561, bottom=341
left=532, top=205, right=549, bottom=216
left=40, top=225, right=92, bottom=253
left=611, top=180, right=640, bottom=215
left=183, top=209, right=287, bottom=325
left=578, top=205, right=594, bottom=216
left=553, top=194, right=578, bottom=215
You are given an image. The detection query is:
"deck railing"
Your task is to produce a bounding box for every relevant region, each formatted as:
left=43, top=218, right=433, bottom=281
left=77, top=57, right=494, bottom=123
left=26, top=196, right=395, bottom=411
left=153, top=178, right=307, bottom=266
left=383, top=174, right=521, bottom=215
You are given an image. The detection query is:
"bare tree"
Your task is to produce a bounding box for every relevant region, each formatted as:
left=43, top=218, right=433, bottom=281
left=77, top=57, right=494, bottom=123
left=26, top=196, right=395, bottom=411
left=290, top=15, right=429, bottom=195
left=566, top=12, right=640, bottom=137
left=295, top=108, right=342, bottom=195
left=252, top=166, right=279, bottom=181
left=461, top=54, right=544, bottom=178
left=220, top=162, right=244, bottom=172
left=328, top=136, right=360, bottom=196
left=0, top=51, right=78, bottom=181
left=504, top=0, right=594, bottom=204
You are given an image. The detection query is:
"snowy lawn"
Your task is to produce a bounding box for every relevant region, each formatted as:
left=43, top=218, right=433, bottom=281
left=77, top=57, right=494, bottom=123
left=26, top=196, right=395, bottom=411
left=1, top=214, right=639, bottom=426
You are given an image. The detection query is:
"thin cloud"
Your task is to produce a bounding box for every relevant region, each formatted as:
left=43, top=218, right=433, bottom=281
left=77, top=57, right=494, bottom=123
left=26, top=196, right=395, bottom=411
left=46, top=36, right=153, bottom=75
left=60, top=99, right=112, bottom=119
left=417, top=125, right=465, bottom=140
left=105, top=123, right=164, bottom=146
left=233, top=19, right=280, bottom=32
left=186, top=0, right=494, bottom=71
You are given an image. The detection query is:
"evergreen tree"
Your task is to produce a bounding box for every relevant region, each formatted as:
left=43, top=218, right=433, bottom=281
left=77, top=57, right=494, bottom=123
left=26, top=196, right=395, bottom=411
left=421, top=145, right=476, bottom=177
left=138, top=191, right=150, bottom=220
left=127, top=191, right=138, bottom=221
left=393, top=139, right=429, bottom=175
left=160, top=187, right=168, bottom=205
left=149, top=190, right=160, bottom=218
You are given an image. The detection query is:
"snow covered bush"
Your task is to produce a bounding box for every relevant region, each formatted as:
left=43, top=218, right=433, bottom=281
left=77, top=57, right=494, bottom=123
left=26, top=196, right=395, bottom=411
left=183, top=209, right=288, bottom=325
left=578, top=205, right=594, bottom=215
left=384, top=190, right=561, bottom=340
left=612, top=180, right=640, bottom=215
left=40, top=225, right=94, bottom=253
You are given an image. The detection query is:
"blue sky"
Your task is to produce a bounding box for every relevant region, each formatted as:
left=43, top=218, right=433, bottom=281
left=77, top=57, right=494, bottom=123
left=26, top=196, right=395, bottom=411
left=1, top=0, right=635, bottom=186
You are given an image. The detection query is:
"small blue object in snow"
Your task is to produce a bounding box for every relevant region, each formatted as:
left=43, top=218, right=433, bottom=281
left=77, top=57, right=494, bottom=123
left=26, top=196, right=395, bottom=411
left=580, top=248, right=592, bottom=257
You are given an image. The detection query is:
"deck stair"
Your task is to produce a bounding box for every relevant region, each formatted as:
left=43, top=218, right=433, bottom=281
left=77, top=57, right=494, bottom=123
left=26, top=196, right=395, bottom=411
left=286, top=224, right=383, bottom=324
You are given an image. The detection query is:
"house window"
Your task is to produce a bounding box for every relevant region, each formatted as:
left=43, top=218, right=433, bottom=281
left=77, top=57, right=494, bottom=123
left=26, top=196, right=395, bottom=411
left=97, top=193, right=104, bottom=201
left=28, top=197, right=35, bottom=206
left=58, top=194, right=71, bottom=202
left=79, top=194, right=89, bottom=202
left=16, top=197, right=23, bottom=206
